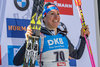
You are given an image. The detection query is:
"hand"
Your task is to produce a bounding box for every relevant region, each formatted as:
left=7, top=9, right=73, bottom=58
left=81, top=25, right=90, bottom=37
left=25, top=25, right=33, bottom=40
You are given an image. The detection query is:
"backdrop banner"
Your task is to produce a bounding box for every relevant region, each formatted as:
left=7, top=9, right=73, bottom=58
left=0, top=0, right=98, bottom=67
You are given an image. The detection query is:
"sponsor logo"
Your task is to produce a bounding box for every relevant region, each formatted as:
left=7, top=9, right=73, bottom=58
left=69, top=59, right=77, bottom=67
left=6, top=18, right=30, bottom=38
left=14, top=0, right=29, bottom=11
left=48, top=38, right=64, bottom=46
left=44, top=0, right=73, bottom=15
left=57, top=62, right=66, bottom=66
left=8, top=45, right=21, bottom=65
left=57, top=59, right=76, bottom=67
left=14, top=0, right=73, bottom=15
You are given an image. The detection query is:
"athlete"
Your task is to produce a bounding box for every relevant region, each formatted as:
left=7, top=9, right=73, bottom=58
left=13, top=2, right=90, bottom=67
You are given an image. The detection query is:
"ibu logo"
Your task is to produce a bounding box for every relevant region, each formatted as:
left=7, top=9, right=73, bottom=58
left=48, top=38, right=64, bottom=46
left=8, top=45, right=21, bottom=65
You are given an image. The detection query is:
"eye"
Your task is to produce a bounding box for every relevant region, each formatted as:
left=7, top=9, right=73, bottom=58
left=57, top=12, right=60, bottom=15
left=51, top=12, right=54, bottom=15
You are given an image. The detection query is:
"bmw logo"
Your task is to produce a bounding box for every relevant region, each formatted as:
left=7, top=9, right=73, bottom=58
left=14, top=0, right=29, bottom=11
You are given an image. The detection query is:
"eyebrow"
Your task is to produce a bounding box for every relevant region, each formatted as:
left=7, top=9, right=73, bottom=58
left=49, top=11, right=59, bottom=13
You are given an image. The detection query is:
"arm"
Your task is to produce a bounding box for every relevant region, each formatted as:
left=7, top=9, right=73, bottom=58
left=67, top=36, right=86, bottom=59
left=13, top=41, right=26, bottom=66
left=13, top=25, right=35, bottom=65
left=68, top=25, right=90, bottom=59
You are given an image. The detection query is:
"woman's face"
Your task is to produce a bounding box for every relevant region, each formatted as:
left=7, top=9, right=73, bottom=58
left=43, top=9, right=60, bottom=30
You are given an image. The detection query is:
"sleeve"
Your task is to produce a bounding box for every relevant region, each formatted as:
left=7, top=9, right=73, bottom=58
left=67, top=36, right=86, bottom=59
left=13, top=41, right=26, bottom=66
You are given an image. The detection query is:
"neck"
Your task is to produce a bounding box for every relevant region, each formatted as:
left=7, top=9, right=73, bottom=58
left=46, top=27, right=57, bottom=35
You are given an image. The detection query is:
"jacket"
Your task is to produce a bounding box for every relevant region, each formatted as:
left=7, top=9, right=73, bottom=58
left=13, top=27, right=86, bottom=66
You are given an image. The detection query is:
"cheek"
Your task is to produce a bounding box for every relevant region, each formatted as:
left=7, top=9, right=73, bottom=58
left=58, top=16, right=60, bottom=21
left=53, top=22, right=60, bottom=26
left=47, top=16, right=53, bottom=21
left=51, top=22, right=60, bottom=28
left=57, top=16, right=60, bottom=22
left=43, top=17, right=51, bottom=23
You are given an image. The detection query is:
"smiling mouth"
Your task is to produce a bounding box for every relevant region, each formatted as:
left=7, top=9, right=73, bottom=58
left=53, top=20, right=59, bottom=23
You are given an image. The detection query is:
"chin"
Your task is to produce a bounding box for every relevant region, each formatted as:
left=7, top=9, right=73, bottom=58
left=53, top=26, right=58, bottom=29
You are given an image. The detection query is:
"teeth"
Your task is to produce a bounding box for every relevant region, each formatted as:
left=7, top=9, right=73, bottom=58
left=54, top=20, right=58, bottom=22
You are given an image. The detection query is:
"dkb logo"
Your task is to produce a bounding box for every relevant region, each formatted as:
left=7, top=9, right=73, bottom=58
left=47, top=38, right=64, bottom=46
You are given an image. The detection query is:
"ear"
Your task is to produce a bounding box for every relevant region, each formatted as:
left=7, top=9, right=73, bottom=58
left=43, top=17, right=46, bottom=22
left=43, top=17, right=46, bottom=24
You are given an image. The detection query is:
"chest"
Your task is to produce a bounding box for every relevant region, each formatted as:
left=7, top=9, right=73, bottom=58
left=39, top=34, right=69, bottom=53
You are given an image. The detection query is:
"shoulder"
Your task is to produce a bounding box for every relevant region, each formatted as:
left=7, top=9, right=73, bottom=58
left=40, top=27, right=52, bottom=35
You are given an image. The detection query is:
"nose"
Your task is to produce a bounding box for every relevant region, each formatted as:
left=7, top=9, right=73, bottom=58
left=54, top=14, right=59, bottom=19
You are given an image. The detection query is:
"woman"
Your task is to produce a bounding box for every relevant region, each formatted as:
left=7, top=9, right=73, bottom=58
left=13, top=2, right=90, bottom=67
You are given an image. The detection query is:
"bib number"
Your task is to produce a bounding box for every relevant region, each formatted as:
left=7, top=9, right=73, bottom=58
left=54, top=51, right=65, bottom=62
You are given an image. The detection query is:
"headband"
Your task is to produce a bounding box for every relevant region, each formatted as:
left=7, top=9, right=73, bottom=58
left=42, top=4, right=59, bottom=18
